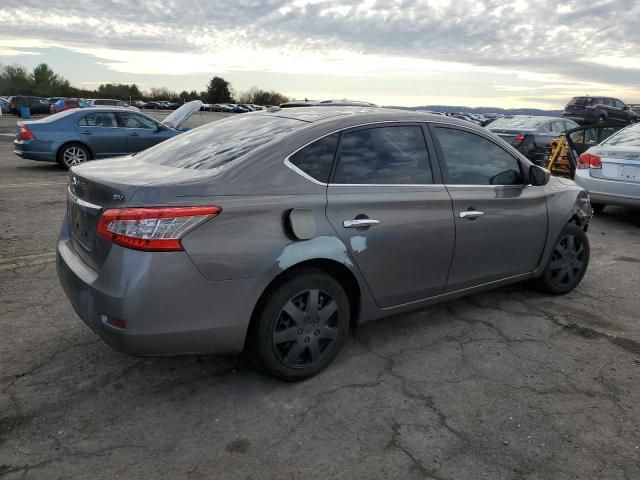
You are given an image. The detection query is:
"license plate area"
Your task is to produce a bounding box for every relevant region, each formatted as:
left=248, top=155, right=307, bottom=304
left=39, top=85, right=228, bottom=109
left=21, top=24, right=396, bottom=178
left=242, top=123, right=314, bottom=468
left=69, top=204, right=96, bottom=251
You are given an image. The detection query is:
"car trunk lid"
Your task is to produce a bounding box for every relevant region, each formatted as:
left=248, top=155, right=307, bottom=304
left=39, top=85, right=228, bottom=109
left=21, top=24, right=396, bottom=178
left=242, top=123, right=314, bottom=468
left=67, top=157, right=208, bottom=270
left=593, top=147, right=640, bottom=183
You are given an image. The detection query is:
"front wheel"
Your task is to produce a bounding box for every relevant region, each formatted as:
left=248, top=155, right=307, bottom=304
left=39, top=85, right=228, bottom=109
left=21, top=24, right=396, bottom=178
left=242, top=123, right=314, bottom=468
left=538, top=223, right=590, bottom=295
left=249, top=269, right=350, bottom=381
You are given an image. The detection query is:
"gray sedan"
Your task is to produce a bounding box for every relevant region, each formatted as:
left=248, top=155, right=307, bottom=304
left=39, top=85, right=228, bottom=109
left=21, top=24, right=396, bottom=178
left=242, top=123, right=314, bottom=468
left=13, top=101, right=202, bottom=168
left=488, top=115, right=580, bottom=165
left=574, top=122, right=640, bottom=212
left=57, top=107, right=592, bottom=380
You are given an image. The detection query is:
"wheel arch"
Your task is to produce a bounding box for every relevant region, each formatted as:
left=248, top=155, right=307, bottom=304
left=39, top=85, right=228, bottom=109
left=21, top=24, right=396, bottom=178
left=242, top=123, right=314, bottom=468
left=246, top=258, right=363, bottom=349
left=56, top=141, right=94, bottom=163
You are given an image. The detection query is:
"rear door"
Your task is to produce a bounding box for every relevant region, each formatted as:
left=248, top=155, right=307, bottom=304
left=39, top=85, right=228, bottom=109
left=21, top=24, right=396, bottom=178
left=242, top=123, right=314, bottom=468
left=430, top=124, right=548, bottom=291
left=325, top=123, right=455, bottom=307
left=117, top=112, right=170, bottom=153
left=76, top=111, right=128, bottom=158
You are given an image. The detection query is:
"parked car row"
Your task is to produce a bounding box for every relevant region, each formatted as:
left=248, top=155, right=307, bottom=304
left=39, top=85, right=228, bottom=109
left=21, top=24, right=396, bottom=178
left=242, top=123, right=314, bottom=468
left=201, top=103, right=265, bottom=113
left=2, top=95, right=142, bottom=115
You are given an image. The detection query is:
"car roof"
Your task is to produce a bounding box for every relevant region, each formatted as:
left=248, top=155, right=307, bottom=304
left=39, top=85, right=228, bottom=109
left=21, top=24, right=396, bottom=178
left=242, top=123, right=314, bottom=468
left=268, top=106, right=474, bottom=126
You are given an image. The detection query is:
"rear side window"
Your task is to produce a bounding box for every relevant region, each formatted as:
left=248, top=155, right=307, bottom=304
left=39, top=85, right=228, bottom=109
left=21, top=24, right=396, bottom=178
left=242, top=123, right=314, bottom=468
left=333, top=126, right=432, bottom=184
left=78, top=112, right=118, bottom=127
left=288, top=133, right=338, bottom=183
left=434, top=127, right=522, bottom=185
left=137, top=114, right=304, bottom=170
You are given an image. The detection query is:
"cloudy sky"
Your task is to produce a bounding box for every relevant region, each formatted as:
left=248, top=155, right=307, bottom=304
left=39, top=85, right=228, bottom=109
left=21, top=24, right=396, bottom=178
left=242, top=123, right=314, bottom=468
left=1, top=0, right=639, bottom=108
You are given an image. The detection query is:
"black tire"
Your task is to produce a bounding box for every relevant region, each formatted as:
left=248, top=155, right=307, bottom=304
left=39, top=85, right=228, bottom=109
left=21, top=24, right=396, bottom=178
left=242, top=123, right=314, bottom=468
left=538, top=223, right=590, bottom=295
left=57, top=143, right=91, bottom=169
left=591, top=203, right=606, bottom=214
left=248, top=268, right=350, bottom=381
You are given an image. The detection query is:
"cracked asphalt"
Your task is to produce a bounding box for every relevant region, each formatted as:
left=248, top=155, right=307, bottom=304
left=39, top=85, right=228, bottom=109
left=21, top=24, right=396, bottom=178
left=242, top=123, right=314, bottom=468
left=1, top=144, right=639, bottom=479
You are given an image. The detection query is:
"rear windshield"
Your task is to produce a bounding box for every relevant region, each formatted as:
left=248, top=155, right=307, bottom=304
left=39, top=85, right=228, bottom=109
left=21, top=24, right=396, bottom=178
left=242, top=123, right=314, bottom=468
left=488, top=117, right=547, bottom=130
left=602, top=124, right=640, bottom=147
left=137, top=114, right=305, bottom=170
left=569, top=97, right=594, bottom=106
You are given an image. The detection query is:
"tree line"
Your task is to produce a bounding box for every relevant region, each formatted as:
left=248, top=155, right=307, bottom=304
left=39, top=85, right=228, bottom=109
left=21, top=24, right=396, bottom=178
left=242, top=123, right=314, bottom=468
left=0, top=63, right=290, bottom=105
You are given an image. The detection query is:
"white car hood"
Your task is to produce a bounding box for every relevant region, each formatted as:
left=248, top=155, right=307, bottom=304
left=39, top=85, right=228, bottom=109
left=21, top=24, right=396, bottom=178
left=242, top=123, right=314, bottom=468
left=162, top=100, right=203, bottom=130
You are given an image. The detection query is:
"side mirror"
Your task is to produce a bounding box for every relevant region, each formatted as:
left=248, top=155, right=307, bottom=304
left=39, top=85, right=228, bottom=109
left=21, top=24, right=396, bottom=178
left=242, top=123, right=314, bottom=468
left=157, top=123, right=169, bottom=132
left=529, top=165, right=550, bottom=186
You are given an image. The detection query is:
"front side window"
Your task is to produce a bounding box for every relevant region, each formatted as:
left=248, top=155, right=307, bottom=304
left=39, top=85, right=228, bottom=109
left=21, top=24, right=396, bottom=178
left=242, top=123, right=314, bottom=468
left=288, top=133, right=338, bottom=183
left=332, top=126, right=432, bottom=184
left=119, top=113, right=157, bottom=129
left=434, top=127, right=523, bottom=185
left=78, top=112, right=118, bottom=127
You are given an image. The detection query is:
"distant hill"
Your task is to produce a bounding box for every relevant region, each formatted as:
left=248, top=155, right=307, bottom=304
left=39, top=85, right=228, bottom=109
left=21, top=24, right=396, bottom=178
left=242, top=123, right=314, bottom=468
left=385, top=105, right=563, bottom=117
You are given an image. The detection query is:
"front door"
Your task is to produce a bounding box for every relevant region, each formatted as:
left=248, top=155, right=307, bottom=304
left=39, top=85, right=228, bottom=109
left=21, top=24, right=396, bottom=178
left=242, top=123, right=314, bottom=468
left=430, top=125, right=548, bottom=292
left=117, top=112, right=171, bottom=153
left=325, top=124, right=455, bottom=308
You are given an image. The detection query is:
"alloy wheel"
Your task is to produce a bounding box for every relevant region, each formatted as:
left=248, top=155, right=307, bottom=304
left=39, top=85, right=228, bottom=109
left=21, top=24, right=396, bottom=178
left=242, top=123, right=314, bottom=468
left=272, top=289, right=340, bottom=368
left=548, top=233, right=587, bottom=287
left=63, top=146, right=88, bottom=167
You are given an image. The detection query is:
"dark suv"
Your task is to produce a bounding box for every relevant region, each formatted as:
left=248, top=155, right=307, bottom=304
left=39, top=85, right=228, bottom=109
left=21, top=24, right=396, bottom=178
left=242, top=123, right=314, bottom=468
left=563, top=96, right=638, bottom=125
left=7, top=96, right=51, bottom=115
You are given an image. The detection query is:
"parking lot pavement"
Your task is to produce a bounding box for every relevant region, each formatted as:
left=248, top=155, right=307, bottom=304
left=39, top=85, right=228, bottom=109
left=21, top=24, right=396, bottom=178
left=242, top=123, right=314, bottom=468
left=1, top=145, right=639, bottom=480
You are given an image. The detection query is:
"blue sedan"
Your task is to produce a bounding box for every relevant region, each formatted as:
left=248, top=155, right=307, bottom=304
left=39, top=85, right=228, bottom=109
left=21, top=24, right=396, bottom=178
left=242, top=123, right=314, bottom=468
left=13, top=101, right=202, bottom=168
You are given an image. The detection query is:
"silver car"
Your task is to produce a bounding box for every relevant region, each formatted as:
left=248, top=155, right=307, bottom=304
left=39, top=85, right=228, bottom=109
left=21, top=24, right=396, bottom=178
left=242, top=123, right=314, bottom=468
left=57, top=107, right=592, bottom=380
left=574, top=123, right=640, bottom=212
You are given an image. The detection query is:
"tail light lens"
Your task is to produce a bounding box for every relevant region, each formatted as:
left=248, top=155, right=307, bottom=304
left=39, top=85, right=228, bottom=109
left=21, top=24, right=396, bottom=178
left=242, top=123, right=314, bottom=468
left=578, top=152, right=602, bottom=169
left=97, top=206, right=221, bottom=251
left=19, top=126, right=35, bottom=140
left=514, top=133, right=525, bottom=143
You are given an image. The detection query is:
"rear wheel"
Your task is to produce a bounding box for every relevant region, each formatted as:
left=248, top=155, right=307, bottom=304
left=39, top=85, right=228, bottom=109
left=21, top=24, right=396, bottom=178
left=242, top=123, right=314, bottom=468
left=249, top=269, right=350, bottom=381
left=538, top=223, right=590, bottom=295
left=591, top=203, right=606, bottom=214
left=57, top=143, right=90, bottom=169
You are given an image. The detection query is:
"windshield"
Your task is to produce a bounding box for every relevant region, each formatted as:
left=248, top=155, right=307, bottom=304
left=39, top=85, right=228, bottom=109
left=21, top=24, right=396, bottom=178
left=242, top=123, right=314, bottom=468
left=602, top=124, right=640, bottom=147
left=137, top=114, right=306, bottom=170
left=488, top=117, right=546, bottom=130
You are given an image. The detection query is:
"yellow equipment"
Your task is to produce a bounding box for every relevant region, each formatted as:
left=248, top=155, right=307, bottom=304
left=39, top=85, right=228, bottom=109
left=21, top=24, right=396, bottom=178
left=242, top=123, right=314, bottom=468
left=546, top=134, right=574, bottom=179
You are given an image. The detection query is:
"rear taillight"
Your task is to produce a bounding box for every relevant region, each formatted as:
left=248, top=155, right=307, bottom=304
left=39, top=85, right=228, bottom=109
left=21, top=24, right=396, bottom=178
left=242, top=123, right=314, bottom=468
left=514, top=133, right=525, bottom=143
left=19, top=126, right=35, bottom=140
left=578, top=153, right=602, bottom=169
left=96, top=206, right=221, bottom=251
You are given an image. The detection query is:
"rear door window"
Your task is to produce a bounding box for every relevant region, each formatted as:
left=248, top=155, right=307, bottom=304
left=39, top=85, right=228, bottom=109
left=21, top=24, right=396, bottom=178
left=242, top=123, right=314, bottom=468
left=288, top=133, right=338, bottom=183
left=332, top=126, right=432, bottom=184
left=434, top=127, right=522, bottom=185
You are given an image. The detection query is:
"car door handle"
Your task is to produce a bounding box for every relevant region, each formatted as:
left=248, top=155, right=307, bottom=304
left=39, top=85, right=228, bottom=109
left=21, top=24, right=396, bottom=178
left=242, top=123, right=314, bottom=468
left=343, top=219, right=380, bottom=228
left=80, top=130, right=92, bottom=135
left=129, top=132, right=139, bottom=136
left=459, top=210, right=485, bottom=219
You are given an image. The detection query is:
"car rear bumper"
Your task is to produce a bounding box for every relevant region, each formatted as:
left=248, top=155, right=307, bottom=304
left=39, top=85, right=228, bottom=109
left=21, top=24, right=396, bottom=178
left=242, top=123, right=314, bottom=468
left=56, top=217, right=266, bottom=356
left=574, top=170, right=640, bottom=207
left=13, top=140, right=57, bottom=162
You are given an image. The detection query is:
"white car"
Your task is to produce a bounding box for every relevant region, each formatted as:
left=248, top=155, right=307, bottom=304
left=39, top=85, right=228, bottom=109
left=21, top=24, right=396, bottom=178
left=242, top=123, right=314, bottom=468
left=574, top=122, right=640, bottom=212
left=87, top=99, right=140, bottom=112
